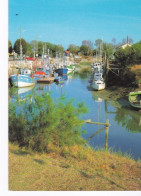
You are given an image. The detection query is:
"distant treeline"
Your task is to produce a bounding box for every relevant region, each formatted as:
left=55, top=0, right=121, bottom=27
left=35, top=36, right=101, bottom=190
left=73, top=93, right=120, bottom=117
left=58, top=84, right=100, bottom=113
left=8, top=38, right=141, bottom=66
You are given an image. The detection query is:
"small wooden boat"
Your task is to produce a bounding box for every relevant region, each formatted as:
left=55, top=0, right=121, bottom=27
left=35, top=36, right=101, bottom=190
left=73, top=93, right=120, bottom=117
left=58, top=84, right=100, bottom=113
left=129, top=91, right=141, bottom=109
left=37, top=77, right=55, bottom=83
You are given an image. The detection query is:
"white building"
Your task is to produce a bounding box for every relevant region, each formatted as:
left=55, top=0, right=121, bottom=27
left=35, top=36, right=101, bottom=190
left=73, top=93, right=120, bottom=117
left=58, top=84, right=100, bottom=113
left=121, top=43, right=132, bottom=49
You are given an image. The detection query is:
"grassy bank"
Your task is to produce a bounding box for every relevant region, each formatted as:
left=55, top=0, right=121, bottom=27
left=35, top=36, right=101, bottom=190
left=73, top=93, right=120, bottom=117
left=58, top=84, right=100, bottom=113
left=75, top=61, right=92, bottom=74
left=9, top=143, right=141, bottom=191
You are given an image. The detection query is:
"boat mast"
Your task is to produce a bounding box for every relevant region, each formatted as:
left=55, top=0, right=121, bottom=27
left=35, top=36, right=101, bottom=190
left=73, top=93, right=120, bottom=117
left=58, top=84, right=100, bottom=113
left=35, top=35, right=38, bottom=69
left=20, top=26, right=22, bottom=69
left=42, top=46, right=44, bottom=67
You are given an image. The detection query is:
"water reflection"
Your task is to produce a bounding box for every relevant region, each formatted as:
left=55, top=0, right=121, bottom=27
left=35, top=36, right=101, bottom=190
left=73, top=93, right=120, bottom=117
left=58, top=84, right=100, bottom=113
left=114, top=108, right=141, bottom=133
left=86, top=93, right=110, bottom=150
left=10, top=86, right=34, bottom=102
left=92, top=93, right=141, bottom=133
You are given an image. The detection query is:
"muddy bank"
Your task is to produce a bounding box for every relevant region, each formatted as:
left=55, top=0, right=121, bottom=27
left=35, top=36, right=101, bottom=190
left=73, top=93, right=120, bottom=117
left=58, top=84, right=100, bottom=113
left=91, top=85, right=141, bottom=110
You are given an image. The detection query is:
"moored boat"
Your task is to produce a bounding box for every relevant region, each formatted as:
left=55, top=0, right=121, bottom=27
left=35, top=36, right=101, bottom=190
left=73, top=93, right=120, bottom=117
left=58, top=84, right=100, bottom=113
left=10, top=74, right=35, bottom=87
left=33, top=67, right=51, bottom=79
left=129, top=91, right=141, bottom=109
left=10, top=68, right=35, bottom=88
left=92, top=79, right=105, bottom=91
left=37, top=76, right=55, bottom=83
left=55, top=67, right=68, bottom=75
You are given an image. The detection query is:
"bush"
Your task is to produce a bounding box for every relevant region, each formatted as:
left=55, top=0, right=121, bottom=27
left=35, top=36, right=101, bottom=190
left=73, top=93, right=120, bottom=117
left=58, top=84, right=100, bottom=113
left=9, top=93, right=88, bottom=152
left=114, top=41, right=141, bottom=66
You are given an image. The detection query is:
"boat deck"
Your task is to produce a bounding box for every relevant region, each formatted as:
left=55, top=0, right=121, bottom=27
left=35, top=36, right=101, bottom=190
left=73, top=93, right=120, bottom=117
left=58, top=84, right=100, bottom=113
left=37, top=77, right=55, bottom=83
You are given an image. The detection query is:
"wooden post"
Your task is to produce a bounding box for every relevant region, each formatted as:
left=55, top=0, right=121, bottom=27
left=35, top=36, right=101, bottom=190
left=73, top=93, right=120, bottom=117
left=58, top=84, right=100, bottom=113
left=105, top=119, right=109, bottom=150
left=85, top=119, right=110, bottom=127
left=86, top=127, right=105, bottom=141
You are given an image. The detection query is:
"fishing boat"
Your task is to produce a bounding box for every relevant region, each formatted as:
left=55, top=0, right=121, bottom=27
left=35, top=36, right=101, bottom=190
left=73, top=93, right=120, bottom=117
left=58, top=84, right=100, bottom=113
left=66, top=65, right=75, bottom=74
left=9, top=27, right=35, bottom=88
left=92, top=79, right=105, bottom=91
left=33, top=67, right=51, bottom=79
left=129, top=91, right=141, bottom=109
left=10, top=69, right=35, bottom=88
left=94, top=72, right=104, bottom=81
left=55, top=67, right=68, bottom=75
left=66, top=65, right=74, bottom=73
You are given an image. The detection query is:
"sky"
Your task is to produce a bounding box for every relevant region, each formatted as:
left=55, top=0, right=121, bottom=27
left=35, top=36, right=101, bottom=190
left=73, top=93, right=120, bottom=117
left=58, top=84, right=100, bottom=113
left=8, top=0, right=141, bottom=49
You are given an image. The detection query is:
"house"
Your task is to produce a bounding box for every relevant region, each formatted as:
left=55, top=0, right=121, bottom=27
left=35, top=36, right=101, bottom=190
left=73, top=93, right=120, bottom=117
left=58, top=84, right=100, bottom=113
left=121, top=43, right=132, bottom=49
left=64, top=50, right=70, bottom=56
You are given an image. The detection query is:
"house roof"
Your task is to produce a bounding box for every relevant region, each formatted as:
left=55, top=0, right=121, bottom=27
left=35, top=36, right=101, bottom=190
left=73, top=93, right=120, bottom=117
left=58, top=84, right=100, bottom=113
left=65, top=50, right=70, bottom=54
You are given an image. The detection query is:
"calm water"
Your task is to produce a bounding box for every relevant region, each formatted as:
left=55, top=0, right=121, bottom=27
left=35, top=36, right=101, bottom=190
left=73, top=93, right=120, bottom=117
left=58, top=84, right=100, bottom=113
left=10, top=73, right=141, bottom=160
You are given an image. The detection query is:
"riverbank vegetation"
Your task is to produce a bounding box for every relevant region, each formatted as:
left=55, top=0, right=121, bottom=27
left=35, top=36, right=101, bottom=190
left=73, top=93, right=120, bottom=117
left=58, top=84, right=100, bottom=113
left=9, top=93, right=88, bottom=152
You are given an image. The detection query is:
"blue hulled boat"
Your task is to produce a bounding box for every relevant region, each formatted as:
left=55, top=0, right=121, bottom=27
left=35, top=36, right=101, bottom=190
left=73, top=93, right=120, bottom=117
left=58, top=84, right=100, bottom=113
left=10, top=68, right=35, bottom=88
left=55, top=67, right=68, bottom=76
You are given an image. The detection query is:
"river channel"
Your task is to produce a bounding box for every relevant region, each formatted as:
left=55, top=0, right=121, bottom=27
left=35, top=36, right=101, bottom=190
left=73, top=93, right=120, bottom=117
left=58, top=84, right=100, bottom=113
left=9, top=73, right=141, bottom=160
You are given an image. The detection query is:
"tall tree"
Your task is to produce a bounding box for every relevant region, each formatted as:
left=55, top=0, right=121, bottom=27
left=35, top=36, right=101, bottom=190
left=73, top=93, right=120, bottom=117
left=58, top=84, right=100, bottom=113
left=68, top=44, right=80, bottom=54
left=8, top=40, right=12, bottom=53
left=103, top=43, right=114, bottom=59
left=26, top=42, right=32, bottom=56
left=13, top=38, right=27, bottom=54
left=80, top=45, right=90, bottom=56
left=82, top=40, right=93, bottom=50
left=122, top=38, right=126, bottom=44
left=112, top=38, right=116, bottom=47
left=95, top=39, right=102, bottom=48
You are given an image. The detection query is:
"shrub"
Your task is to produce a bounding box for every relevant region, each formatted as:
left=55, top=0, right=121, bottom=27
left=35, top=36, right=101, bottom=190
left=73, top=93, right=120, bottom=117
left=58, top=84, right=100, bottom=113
left=9, top=93, right=88, bottom=152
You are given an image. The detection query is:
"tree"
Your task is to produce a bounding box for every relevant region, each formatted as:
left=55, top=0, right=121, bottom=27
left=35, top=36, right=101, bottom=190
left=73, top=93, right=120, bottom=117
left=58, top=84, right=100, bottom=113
left=132, top=41, right=141, bottom=64
left=114, top=46, right=134, bottom=66
left=80, top=45, right=90, bottom=56
left=103, top=43, right=114, bottom=59
left=9, top=93, right=88, bottom=152
left=112, top=38, right=116, bottom=47
left=51, top=44, right=64, bottom=57
left=8, top=40, right=12, bottom=53
left=122, top=38, right=126, bottom=44
left=13, top=38, right=27, bottom=55
left=68, top=44, right=80, bottom=54
left=95, top=39, right=102, bottom=48
left=37, top=41, right=44, bottom=56
left=26, top=42, right=33, bottom=57
left=82, top=40, right=93, bottom=50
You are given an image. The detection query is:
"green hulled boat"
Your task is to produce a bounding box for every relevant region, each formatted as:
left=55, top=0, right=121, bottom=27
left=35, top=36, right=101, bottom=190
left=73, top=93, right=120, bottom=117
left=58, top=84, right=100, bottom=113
left=129, top=91, right=141, bottom=109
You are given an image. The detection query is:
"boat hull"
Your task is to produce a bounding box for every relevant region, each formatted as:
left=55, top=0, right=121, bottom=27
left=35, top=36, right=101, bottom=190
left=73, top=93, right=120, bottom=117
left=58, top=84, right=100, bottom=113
left=92, top=82, right=105, bottom=91
left=55, top=68, right=68, bottom=75
left=129, top=91, right=141, bottom=109
left=10, top=74, right=35, bottom=87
